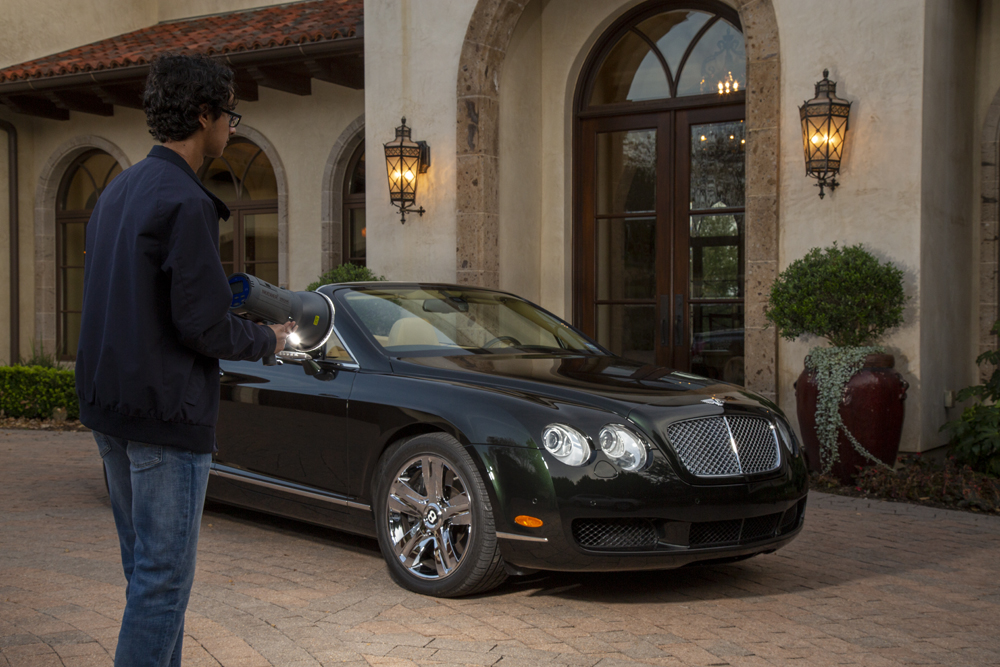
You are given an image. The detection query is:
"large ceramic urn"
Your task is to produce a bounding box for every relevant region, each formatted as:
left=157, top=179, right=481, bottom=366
left=795, top=353, right=908, bottom=485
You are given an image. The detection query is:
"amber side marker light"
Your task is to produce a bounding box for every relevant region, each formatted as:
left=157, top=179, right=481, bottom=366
left=514, top=515, right=543, bottom=528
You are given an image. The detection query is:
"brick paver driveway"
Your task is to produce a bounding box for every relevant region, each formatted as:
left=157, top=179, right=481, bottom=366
left=2, top=429, right=999, bottom=667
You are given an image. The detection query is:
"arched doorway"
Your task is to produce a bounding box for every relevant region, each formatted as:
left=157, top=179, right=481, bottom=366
left=198, top=138, right=279, bottom=285
left=343, top=141, right=367, bottom=266
left=574, top=1, right=746, bottom=383
left=55, top=150, right=122, bottom=359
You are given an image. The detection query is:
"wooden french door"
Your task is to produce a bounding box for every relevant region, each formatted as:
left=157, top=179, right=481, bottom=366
left=577, top=103, right=746, bottom=382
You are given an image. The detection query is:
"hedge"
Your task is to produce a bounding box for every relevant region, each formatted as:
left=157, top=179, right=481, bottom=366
left=0, top=366, right=79, bottom=420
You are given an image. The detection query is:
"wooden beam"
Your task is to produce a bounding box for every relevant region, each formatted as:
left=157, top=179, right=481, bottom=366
left=247, top=66, right=311, bottom=96
left=46, top=91, right=114, bottom=116
left=305, top=56, right=364, bottom=90
left=232, top=73, right=259, bottom=102
left=91, top=84, right=144, bottom=110
left=0, top=95, right=69, bottom=120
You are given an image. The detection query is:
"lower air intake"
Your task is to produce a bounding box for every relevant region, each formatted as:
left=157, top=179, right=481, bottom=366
left=572, top=518, right=657, bottom=549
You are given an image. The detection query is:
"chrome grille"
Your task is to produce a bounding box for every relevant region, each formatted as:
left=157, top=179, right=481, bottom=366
left=666, top=416, right=780, bottom=477
left=573, top=519, right=657, bottom=549
left=689, top=512, right=783, bottom=547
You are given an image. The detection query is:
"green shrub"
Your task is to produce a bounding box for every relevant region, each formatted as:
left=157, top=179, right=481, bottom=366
left=941, top=321, right=1000, bottom=477
left=765, top=243, right=907, bottom=347
left=0, top=366, right=78, bottom=420
left=306, top=263, right=386, bottom=292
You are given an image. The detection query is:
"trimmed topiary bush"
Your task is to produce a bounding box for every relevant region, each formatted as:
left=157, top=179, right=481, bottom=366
left=0, top=366, right=79, bottom=420
left=765, top=243, right=906, bottom=348
left=306, top=263, right=386, bottom=292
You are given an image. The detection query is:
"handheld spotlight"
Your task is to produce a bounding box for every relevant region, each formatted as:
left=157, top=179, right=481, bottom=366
left=228, top=273, right=335, bottom=366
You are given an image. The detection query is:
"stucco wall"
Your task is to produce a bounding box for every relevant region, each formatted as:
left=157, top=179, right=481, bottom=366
left=772, top=0, right=929, bottom=449
left=363, top=0, right=476, bottom=283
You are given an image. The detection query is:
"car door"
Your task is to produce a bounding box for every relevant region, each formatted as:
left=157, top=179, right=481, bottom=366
left=215, top=331, right=357, bottom=496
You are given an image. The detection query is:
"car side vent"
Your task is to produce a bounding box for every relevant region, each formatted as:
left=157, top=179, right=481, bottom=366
left=666, top=416, right=780, bottom=477
left=572, top=518, right=657, bottom=550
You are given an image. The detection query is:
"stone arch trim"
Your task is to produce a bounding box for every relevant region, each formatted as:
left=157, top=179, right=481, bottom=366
left=34, top=136, right=131, bottom=356
left=321, top=113, right=365, bottom=273
left=232, top=125, right=290, bottom=288
left=454, top=0, right=781, bottom=400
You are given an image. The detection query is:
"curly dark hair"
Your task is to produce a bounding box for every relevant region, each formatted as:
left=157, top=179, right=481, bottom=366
left=143, top=54, right=235, bottom=142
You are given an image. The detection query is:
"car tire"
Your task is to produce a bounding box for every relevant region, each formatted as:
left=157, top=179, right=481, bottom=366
left=373, top=432, right=508, bottom=597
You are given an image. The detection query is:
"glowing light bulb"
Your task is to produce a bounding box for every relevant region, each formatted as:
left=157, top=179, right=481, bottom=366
left=741, top=139, right=745, bottom=144
left=404, top=170, right=414, bottom=181
left=392, top=170, right=401, bottom=180
left=287, top=332, right=301, bottom=347
left=700, top=135, right=707, bottom=142
left=733, top=81, right=739, bottom=91
left=718, top=82, right=724, bottom=94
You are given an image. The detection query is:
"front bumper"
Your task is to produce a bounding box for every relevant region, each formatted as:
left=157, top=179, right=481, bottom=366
left=470, top=443, right=809, bottom=573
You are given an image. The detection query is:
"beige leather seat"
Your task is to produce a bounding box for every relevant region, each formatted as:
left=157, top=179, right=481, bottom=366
left=387, top=317, right=440, bottom=347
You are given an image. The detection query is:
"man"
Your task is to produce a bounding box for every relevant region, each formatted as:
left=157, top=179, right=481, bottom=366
left=75, top=54, right=294, bottom=667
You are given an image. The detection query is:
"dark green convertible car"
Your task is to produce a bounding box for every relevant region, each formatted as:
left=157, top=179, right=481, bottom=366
left=210, top=283, right=808, bottom=597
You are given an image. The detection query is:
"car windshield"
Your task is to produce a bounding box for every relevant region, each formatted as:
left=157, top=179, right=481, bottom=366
left=341, top=287, right=606, bottom=356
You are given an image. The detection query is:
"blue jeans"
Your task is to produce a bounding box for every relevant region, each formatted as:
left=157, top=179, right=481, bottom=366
left=95, top=432, right=211, bottom=667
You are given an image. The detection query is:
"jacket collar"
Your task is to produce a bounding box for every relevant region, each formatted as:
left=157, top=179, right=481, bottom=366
left=147, top=145, right=231, bottom=221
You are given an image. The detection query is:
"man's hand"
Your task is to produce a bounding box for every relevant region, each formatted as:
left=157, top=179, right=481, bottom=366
left=268, top=321, right=297, bottom=355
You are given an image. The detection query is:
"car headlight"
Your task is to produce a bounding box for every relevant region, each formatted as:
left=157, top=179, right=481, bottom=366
left=598, top=424, right=648, bottom=472
left=541, top=424, right=591, bottom=466
left=774, top=418, right=798, bottom=454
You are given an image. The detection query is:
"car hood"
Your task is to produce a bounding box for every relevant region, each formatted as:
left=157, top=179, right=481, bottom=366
left=391, top=353, right=777, bottom=417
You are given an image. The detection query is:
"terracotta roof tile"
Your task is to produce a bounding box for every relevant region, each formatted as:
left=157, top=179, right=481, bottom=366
left=0, top=0, right=362, bottom=83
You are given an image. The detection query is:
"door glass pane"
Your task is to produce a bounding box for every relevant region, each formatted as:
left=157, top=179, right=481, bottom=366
left=690, top=213, right=743, bottom=298
left=590, top=31, right=670, bottom=105
left=597, top=217, right=655, bottom=300
left=246, top=262, right=279, bottom=286
left=61, top=313, right=82, bottom=358
left=690, top=303, right=744, bottom=384
left=691, top=121, right=745, bottom=209
left=676, top=19, right=746, bottom=97
left=62, top=222, right=86, bottom=266
left=244, top=213, right=278, bottom=263
left=350, top=207, right=367, bottom=259
left=597, top=129, right=656, bottom=214
left=596, top=304, right=655, bottom=365
left=349, top=150, right=366, bottom=195
left=62, top=267, right=84, bottom=311
left=219, top=217, right=234, bottom=264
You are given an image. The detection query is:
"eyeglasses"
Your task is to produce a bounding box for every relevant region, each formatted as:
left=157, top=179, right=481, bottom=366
left=223, top=110, right=241, bottom=128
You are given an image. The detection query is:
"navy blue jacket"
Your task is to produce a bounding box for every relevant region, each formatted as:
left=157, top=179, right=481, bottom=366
left=75, top=145, right=275, bottom=453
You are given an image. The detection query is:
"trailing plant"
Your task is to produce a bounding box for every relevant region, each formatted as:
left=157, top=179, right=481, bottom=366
left=940, top=320, right=1000, bottom=477
left=0, top=366, right=78, bottom=420
left=765, top=243, right=906, bottom=347
left=806, top=345, right=890, bottom=473
left=306, top=263, right=386, bottom=292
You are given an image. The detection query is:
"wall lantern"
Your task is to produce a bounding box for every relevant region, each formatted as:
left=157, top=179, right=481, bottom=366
left=383, top=117, right=430, bottom=223
left=799, top=69, right=851, bottom=199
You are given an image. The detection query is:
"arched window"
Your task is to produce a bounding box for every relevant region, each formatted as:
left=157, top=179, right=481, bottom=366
left=56, top=150, right=122, bottom=359
left=574, top=1, right=746, bottom=384
left=343, top=141, right=366, bottom=266
left=198, top=138, right=279, bottom=285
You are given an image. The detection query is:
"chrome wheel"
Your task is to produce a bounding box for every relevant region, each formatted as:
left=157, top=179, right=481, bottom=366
left=385, top=454, right=473, bottom=580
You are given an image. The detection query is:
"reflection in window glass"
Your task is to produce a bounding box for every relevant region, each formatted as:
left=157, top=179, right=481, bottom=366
left=690, top=214, right=743, bottom=298
left=597, top=217, right=656, bottom=300
left=596, top=304, right=655, bottom=366
left=676, top=19, right=746, bottom=97
left=639, top=11, right=712, bottom=77
left=597, top=130, right=656, bottom=214
left=200, top=139, right=278, bottom=202
left=690, top=303, right=744, bottom=384
left=690, top=121, right=745, bottom=209
left=590, top=31, right=670, bottom=105
left=343, top=288, right=602, bottom=356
